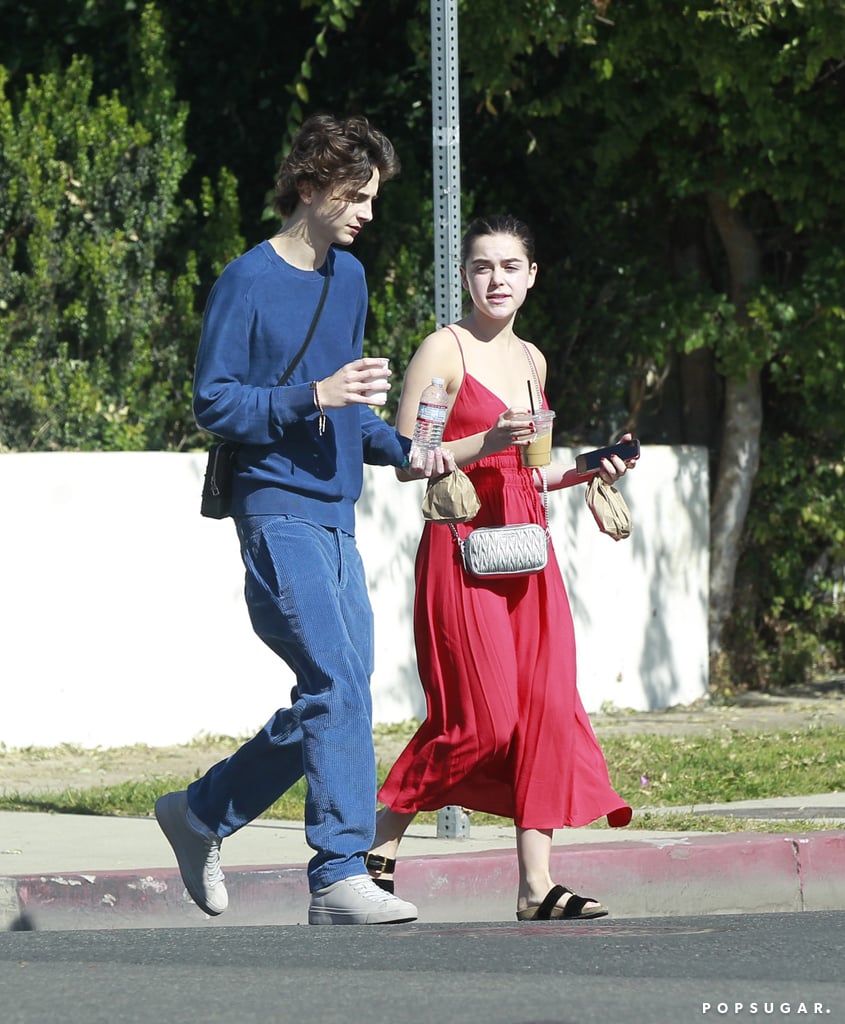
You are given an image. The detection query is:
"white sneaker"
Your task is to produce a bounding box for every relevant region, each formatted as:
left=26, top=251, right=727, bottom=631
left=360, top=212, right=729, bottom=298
left=154, top=790, right=228, bottom=916
left=308, top=873, right=418, bottom=925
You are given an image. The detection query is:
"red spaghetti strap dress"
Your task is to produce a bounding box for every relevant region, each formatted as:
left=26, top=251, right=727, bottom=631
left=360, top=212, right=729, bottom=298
left=378, top=363, right=632, bottom=830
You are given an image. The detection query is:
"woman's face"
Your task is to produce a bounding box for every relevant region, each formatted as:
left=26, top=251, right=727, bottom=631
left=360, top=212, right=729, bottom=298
left=461, top=232, right=537, bottom=321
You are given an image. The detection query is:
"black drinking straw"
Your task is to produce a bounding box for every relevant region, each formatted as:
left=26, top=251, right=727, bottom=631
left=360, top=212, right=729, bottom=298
left=527, top=380, right=536, bottom=414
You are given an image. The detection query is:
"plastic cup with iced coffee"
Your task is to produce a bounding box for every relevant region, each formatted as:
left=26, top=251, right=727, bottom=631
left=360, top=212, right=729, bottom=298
left=520, top=410, right=556, bottom=468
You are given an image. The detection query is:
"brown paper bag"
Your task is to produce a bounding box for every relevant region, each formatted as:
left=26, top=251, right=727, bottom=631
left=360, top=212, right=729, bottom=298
left=421, top=468, right=481, bottom=523
left=585, top=476, right=632, bottom=541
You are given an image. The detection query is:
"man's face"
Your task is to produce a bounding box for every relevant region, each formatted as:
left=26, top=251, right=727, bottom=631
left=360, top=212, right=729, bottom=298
left=306, top=169, right=381, bottom=247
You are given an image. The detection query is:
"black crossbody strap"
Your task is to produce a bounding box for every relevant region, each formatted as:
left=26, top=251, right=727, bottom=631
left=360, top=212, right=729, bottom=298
left=277, top=254, right=333, bottom=386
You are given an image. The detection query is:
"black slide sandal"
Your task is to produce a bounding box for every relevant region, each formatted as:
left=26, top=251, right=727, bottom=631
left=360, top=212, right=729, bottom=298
left=516, top=884, right=608, bottom=921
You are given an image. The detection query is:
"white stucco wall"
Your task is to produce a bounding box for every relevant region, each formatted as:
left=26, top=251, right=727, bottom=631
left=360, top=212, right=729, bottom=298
left=0, top=446, right=708, bottom=749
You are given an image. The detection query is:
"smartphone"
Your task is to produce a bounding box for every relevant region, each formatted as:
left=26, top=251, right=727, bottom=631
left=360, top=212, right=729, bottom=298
left=575, top=438, right=640, bottom=475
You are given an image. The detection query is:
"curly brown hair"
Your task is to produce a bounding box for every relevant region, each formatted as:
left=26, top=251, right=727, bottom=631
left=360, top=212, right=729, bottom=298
left=272, top=114, right=401, bottom=217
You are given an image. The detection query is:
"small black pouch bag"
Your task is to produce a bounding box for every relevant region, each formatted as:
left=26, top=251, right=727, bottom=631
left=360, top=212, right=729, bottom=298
left=200, top=442, right=238, bottom=520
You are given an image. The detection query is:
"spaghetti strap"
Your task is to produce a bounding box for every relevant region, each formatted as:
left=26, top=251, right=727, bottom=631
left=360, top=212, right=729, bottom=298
left=445, top=324, right=467, bottom=372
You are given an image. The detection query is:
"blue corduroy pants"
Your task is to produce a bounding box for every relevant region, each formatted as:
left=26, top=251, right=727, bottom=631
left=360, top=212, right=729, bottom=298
left=187, top=514, right=377, bottom=891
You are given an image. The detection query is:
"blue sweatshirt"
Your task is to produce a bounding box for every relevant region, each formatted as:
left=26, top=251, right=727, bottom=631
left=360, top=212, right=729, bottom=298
left=193, top=241, right=409, bottom=534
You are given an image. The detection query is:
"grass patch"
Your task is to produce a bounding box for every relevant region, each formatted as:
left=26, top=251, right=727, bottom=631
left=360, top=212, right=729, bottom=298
left=601, top=726, right=845, bottom=807
left=0, top=777, right=312, bottom=820
left=2, top=723, right=843, bottom=833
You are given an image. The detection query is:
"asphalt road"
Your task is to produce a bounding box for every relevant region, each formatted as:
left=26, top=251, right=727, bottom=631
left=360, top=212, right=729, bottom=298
left=2, top=912, right=843, bottom=1024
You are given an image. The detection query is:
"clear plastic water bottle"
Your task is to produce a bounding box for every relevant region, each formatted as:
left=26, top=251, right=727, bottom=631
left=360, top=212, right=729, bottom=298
left=409, top=377, right=448, bottom=461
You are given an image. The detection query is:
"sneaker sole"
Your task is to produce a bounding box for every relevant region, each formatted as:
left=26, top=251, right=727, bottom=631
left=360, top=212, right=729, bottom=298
left=308, top=909, right=418, bottom=925
left=154, top=794, right=227, bottom=916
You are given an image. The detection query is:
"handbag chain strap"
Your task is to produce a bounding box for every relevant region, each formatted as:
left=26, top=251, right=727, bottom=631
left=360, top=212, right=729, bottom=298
left=538, top=466, right=549, bottom=532
left=521, top=341, right=550, bottom=532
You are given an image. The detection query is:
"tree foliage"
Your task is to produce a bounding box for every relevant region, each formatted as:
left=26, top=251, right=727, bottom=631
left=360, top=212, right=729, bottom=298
left=1, top=0, right=844, bottom=686
left=0, top=5, right=243, bottom=450
left=448, top=0, right=845, bottom=684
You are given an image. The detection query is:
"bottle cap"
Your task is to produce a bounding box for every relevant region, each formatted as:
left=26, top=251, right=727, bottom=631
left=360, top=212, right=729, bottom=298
left=432, top=377, right=445, bottom=385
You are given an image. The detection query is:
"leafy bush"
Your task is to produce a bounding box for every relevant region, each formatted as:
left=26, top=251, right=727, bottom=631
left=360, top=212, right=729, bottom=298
left=0, top=5, right=242, bottom=452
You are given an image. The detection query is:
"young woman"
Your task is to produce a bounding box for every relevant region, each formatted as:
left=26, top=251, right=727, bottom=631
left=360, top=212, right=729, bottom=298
left=367, top=214, right=634, bottom=921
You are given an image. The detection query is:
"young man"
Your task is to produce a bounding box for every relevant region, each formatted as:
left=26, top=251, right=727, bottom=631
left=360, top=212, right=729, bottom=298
left=156, top=114, right=428, bottom=925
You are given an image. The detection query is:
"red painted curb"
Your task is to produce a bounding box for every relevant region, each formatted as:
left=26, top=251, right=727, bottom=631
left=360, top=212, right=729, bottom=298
left=7, top=831, right=845, bottom=930
left=796, top=832, right=845, bottom=911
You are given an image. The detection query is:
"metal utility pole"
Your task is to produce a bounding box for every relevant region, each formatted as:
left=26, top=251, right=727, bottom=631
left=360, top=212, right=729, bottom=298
left=431, top=1, right=469, bottom=840
left=430, top=0, right=462, bottom=329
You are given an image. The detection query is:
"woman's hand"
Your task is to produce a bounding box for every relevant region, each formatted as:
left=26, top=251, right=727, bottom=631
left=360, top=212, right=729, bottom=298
left=486, top=406, right=536, bottom=454
left=598, top=431, right=638, bottom=486
left=405, top=446, right=457, bottom=479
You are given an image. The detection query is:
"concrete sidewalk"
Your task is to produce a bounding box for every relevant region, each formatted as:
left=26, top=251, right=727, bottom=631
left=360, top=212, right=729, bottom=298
left=2, top=795, right=845, bottom=930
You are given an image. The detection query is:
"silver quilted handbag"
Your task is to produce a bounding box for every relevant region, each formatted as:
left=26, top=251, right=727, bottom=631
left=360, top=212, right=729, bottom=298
left=456, top=523, right=548, bottom=578
left=450, top=469, right=549, bottom=579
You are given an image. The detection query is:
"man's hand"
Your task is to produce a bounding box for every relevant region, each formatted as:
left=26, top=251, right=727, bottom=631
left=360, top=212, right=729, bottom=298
left=317, top=358, right=392, bottom=408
